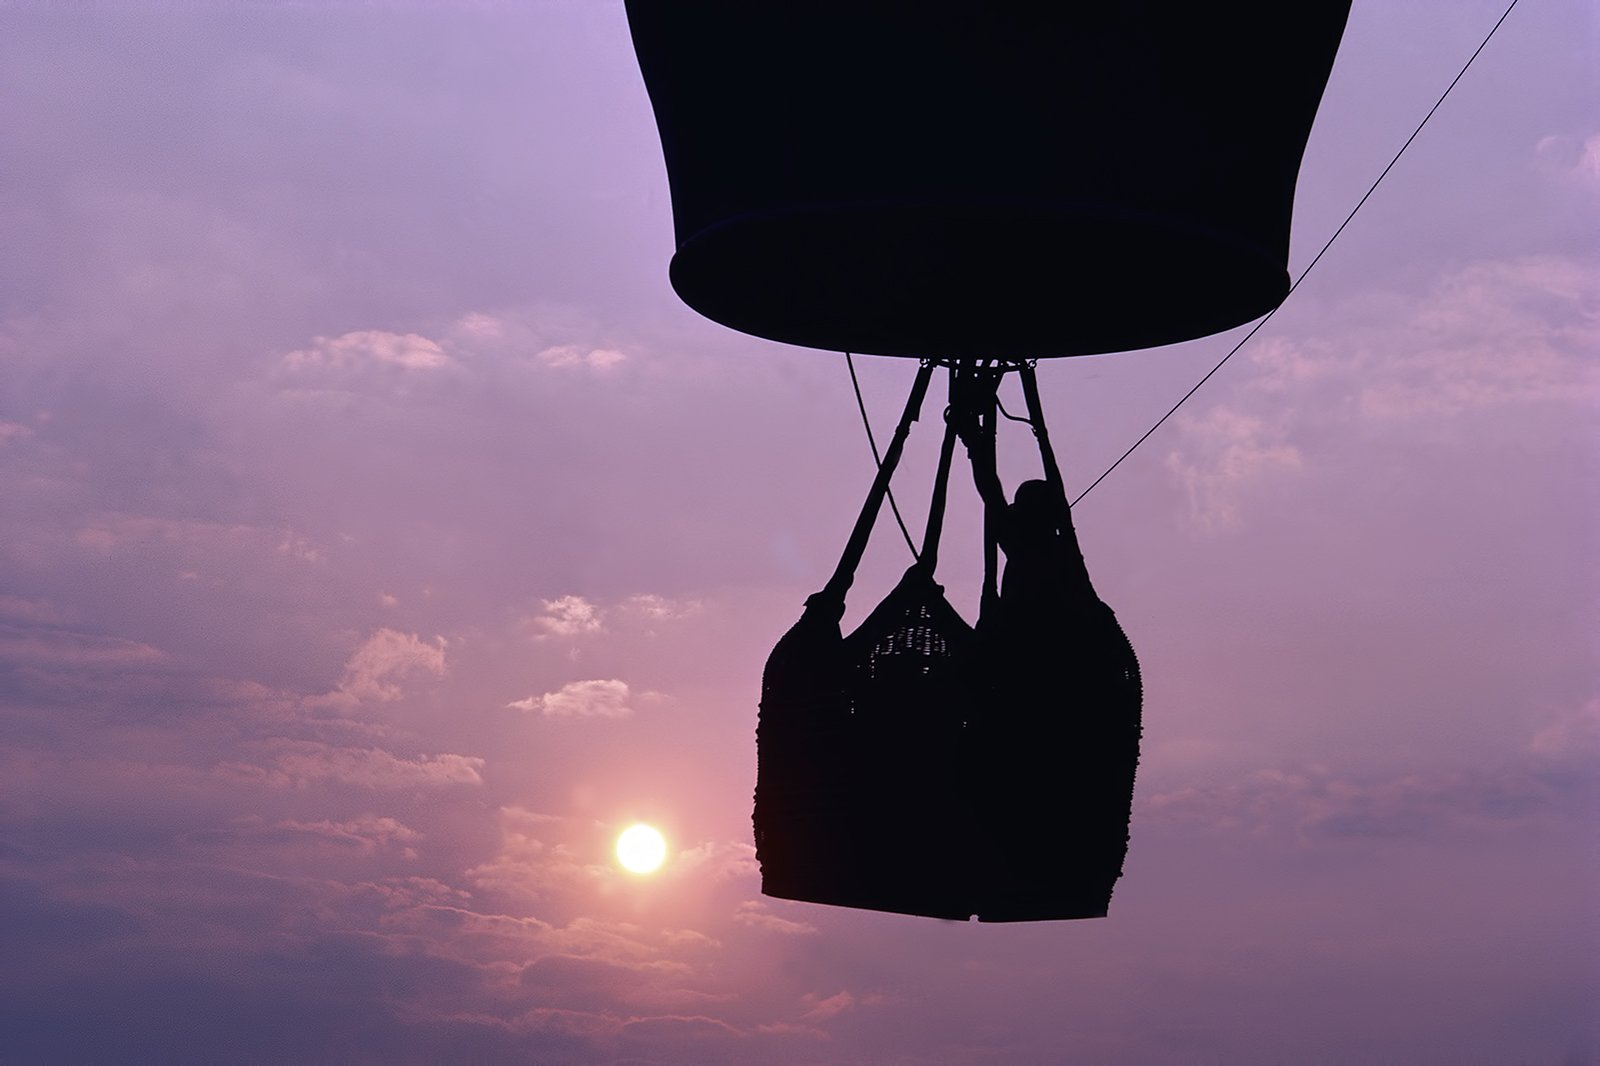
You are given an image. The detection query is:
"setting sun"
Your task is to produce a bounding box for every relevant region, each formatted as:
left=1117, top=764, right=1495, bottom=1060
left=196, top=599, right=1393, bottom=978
left=615, top=823, right=667, bottom=874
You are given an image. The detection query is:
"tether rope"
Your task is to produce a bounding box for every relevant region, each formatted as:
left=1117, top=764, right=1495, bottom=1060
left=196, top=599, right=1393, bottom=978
left=1069, top=0, right=1523, bottom=506
left=843, top=0, right=1523, bottom=526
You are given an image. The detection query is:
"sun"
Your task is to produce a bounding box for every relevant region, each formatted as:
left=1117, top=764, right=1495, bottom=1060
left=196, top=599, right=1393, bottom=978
left=615, top=823, right=668, bottom=874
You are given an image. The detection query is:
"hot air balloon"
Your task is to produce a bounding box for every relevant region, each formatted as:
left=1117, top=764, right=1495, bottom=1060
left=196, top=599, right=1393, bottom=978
left=625, top=3, right=1351, bottom=921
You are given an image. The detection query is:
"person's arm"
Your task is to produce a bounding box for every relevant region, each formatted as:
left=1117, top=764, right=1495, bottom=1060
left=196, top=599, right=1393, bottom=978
left=966, top=419, right=1007, bottom=514
left=955, top=368, right=1008, bottom=514
left=959, top=379, right=1007, bottom=623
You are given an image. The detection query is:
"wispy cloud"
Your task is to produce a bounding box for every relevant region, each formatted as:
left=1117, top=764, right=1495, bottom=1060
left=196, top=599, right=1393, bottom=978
left=225, top=742, right=484, bottom=789
left=68, top=515, right=328, bottom=566
left=231, top=814, right=424, bottom=858
left=621, top=593, right=704, bottom=621
left=532, top=595, right=605, bottom=638
left=314, top=628, right=447, bottom=707
left=535, top=344, right=626, bottom=371
left=526, top=593, right=703, bottom=642
left=1529, top=699, right=1600, bottom=762
left=0, top=625, right=165, bottom=667
left=508, top=678, right=632, bottom=718
left=0, top=596, right=63, bottom=624
left=1165, top=407, right=1303, bottom=531
left=440, top=309, right=634, bottom=373
left=673, top=841, right=760, bottom=883
left=1535, top=130, right=1600, bottom=191
left=281, top=814, right=420, bottom=851
left=731, top=900, right=817, bottom=936
left=283, top=330, right=454, bottom=371
left=1162, top=253, right=1595, bottom=529
left=800, top=989, right=885, bottom=1021
left=1141, top=719, right=1596, bottom=844
left=467, top=823, right=602, bottom=904
left=0, top=420, right=35, bottom=444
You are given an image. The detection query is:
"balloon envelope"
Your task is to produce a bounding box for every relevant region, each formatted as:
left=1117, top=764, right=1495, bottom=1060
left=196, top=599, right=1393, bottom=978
left=626, top=4, right=1352, bottom=358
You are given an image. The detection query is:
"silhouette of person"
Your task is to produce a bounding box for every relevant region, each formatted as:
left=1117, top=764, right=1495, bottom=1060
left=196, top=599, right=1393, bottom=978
left=992, top=479, right=1095, bottom=620
left=956, top=375, right=1095, bottom=629
left=954, top=371, right=1139, bottom=920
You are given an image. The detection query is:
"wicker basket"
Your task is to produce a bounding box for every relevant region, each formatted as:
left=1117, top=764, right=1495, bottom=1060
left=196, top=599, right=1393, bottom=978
left=754, top=363, right=1142, bottom=921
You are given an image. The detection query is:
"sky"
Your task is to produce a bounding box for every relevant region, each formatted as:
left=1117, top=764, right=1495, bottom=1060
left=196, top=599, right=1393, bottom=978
left=1, top=2, right=1595, bottom=1063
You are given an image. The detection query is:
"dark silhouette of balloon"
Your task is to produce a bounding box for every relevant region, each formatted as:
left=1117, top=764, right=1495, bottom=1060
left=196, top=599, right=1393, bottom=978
left=624, top=6, right=1352, bottom=921
left=626, top=3, right=1351, bottom=358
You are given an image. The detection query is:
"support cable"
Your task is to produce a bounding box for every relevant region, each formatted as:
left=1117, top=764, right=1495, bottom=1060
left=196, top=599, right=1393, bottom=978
left=846, top=352, right=919, bottom=560
left=1070, top=0, right=1523, bottom=506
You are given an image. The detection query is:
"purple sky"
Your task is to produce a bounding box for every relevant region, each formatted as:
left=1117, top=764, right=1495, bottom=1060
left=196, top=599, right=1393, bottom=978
left=2, top=3, right=1595, bottom=1063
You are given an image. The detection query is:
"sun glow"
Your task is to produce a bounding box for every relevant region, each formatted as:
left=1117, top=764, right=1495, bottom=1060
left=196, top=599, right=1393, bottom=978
left=615, top=823, right=667, bottom=874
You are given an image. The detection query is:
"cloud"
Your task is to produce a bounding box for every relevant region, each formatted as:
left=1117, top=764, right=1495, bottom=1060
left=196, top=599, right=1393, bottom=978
left=202, top=816, right=426, bottom=861
left=1535, top=131, right=1600, bottom=191
left=801, top=989, right=885, bottom=1022
left=621, top=594, right=704, bottom=622
left=440, top=309, right=633, bottom=375
left=0, top=625, right=165, bottom=667
left=672, top=841, right=760, bottom=884
left=1355, top=256, right=1597, bottom=419
left=226, top=742, right=485, bottom=789
left=1164, top=407, right=1303, bottom=531
left=534, top=345, right=626, bottom=371
left=466, top=808, right=608, bottom=904
left=508, top=678, right=632, bottom=718
left=517, top=954, right=680, bottom=1011
left=452, top=311, right=507, bottom=341
left=356, top=877, right=472, bottom=910
left=1583, top=133, right=1600, bottom=186
left=1141, top=719, right=1596, bottom=844
left=0, top=596, right=63, bottom=623
left=271, top=815, right=423, bottom=856
left=274, top=532, right=325, bottom=564
left=1529, top=699, right=1600, bottom=762
left=1161, top=253, right=1595, bottom=527
left=754, top=1021, right=830, bottom=1039
left=617, top=1014, right=743, bottom=1044
left=67, top=515, right=327, bottom=566
left=0, top=420, right=35, bottom=444
left=526, top=594, right=703, bottom=641
left=531, top=595, right=604, bottom=638
left=1307, top=256, right=1591, bottom=419
left=326, top=628, right=447, bottom=705
left=283, top=330, right=454, bottom=371
left=731, top=900, right=817, bottom=936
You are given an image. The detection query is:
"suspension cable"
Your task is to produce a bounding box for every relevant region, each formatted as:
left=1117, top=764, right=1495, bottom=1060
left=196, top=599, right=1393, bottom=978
left=846, top=352, right=920, bottom=559
left=1070, top=0, right=1523, bottom=506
